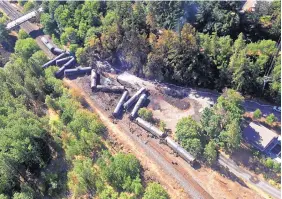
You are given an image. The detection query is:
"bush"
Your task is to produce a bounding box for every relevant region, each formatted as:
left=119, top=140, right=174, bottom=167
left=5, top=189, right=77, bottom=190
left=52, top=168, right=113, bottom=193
left=264, top=158, right=274, bottom=169
left=138, top=108, right=153, bottom=122
left=143, top=182, right=169, bottom=199
left=159, top=121, right=166, bottom=132
left=266, top=113, right=277, bottom=125
left=253, top=109, right=262, bottom=119
left=273, top=162, right=281, bottom=173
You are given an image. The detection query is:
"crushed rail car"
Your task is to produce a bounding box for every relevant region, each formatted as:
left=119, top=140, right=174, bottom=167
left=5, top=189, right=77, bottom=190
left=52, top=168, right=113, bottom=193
left=129, top=93, right=147, bottom=120
left=113, top=91, right=129, bottom=118
left=123, top=87, right=146, bottom=110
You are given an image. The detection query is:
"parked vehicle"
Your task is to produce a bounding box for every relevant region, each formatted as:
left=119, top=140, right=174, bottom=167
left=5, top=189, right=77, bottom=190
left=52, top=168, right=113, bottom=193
left=273, top=106, right=281, bottom=113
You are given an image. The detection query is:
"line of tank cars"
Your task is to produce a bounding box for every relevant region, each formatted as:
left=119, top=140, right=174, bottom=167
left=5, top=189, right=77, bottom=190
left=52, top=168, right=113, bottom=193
left=41, top=36, right=196, bottom=166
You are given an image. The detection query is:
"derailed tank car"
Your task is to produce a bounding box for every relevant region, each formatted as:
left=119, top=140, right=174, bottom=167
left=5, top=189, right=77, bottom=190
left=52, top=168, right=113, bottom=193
left=135, top=117, right=165, bottom=138
left=42, top=52, right=67, bottom=69
left=165, top=137, right=195, bottom=165
left=56, top=56, right=73, bottom=67
left=64, top=67, right=92, bottom=77
left=55, top=57, right=76, bottom=78
left=90, top=70, right=99, bottom=89
left=95, top=85, right=125, bottom=93
left=129, top=93, right=147, bottom=120
left=41, top=37, right=54, bottom=52
left=52, top=47, right=65, bottom=55
left=113, top=91, right=129, bottom=118
left=123, top=87, right=146, bottom=110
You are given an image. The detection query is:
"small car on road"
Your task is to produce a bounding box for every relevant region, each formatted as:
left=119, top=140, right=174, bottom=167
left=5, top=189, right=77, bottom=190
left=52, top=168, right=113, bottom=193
left=273, top=106, right=281, bottom=113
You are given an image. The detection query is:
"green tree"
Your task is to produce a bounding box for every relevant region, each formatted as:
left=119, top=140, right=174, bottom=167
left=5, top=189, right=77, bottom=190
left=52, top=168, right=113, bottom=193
left=98, top=186, right=118, bottom=199
left=13, top=192, right=33, bottom=199
left=40, top=13, right=57, bottom=35
left=14, top=38, right=40, bottom=60
left=0, top=23, right=8, bottom=43
left=143, top=182, right=169, bottom=199
left=273, top=162, right=281, bottom=173
left=265, top=113, right=277, bottom=125
left=23, top=1, right=35, bottom=13
left=253, top=109, right=262, bottom=119
left=264, top=158, right=274, bottom=169
left=0, top=194, right=8, bottom=199
left=201, top=108, right=222, bottom=139
left=68, top=158, right=96, bottom=197
left=204, top=141, right=217, bottom=165
left=103, top=153, right=142, bottom=194
left=176, top=116, right=203, bottom=157
left=219, top=120, right=241, bottom=152
left=60, top=27, right=78, bottom=45
left=18, top=29, right=29, bottom=40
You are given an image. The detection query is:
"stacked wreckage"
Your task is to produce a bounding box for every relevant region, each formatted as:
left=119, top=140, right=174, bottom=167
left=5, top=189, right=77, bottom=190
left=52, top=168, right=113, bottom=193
left=41, top=36, right=196, bottom=166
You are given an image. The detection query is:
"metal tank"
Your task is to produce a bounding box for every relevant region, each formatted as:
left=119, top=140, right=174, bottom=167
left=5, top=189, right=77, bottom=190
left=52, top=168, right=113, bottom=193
left=165, top=137, right=195, bottom=164
left=64, top=67, right=92, bottom=77
left=42, top=52, right=67, bottom=69
left=129, top=93, right=147, bottom=119
left=90, top=70, right=99, bottom=89
left=52, top=47, right=65, bottom=55
left=41, top=37, right=54, bottom=51
left=55, top=57, right=76, bottom=78
left=135, top=117, right=165, bottom=138
left=123, top=87, right=146, bottom=110
left=56, top=56, right=73, bottom=67
left=95, top=85, right=125, bottom=93
left=113, top=91, right=129, bottom=117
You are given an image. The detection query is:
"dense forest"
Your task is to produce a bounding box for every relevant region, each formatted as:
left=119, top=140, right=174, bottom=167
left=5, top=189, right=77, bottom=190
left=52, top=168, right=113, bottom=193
left=0, top=33, right=168, bottom=198
left=38, top=1, right=280, bottom=103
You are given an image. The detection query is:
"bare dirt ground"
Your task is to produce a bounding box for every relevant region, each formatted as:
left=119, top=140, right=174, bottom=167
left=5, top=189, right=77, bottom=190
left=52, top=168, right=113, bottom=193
left=63, top=73, right=264, bottom=199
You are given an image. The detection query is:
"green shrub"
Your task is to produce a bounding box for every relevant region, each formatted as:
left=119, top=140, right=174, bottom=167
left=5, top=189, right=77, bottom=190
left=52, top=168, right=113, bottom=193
left=143, top=182, right=169, bottom=199
left=264, top=158, right=274, bottom=169
left=253, top=109, right=262, bottom=119
left=138, top=108, right=153, bottom=122
left=266, top=113, right=277, bottom=125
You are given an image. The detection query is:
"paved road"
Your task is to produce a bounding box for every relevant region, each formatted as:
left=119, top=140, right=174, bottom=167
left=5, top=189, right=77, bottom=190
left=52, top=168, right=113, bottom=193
left=160, top=82, right=281, bottom=122
left=219, top=154, right=281, bottom=199
left=0, top=1, right=54, bottom=59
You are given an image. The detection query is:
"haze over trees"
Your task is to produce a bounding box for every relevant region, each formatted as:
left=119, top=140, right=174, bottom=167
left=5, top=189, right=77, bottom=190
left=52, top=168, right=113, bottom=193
left=40, top=1, right=280, bottom=104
